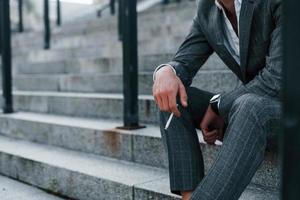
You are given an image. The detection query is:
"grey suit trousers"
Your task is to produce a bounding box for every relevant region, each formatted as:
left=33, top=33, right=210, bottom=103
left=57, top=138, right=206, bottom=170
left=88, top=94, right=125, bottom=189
left=159, top=87, right=281, bottom=199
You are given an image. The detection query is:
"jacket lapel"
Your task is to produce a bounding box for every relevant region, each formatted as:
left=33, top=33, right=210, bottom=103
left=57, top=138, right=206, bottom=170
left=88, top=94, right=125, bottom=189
left=208, top=6, right=243, bottom=81
left=239, top=0, right=255, bottom=80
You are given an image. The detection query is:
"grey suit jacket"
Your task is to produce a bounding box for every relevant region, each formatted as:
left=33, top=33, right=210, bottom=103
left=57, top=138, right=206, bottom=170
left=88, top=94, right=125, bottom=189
left=167, top=0, right=282, bottom=120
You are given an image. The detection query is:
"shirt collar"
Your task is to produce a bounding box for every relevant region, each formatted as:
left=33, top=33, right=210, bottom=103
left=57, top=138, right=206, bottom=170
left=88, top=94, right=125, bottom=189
left=215, top=0, right=242, bottom=10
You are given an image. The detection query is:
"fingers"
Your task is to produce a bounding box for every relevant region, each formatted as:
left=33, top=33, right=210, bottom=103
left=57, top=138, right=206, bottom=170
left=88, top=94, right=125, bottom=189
left=154, top=94, right=163, bottom=111
left=152, top=71, right=187, bottom=114
left=203, top=129, right=218, bottom=145
left=161, top=93, right=169, bottom=111
left=168, top=93, right=180, bottom=117
left=178, top=81, right=188, bottom=107
left=154, top=87, right=176, bottom=114
left=153, top=84, right=168, bottom=112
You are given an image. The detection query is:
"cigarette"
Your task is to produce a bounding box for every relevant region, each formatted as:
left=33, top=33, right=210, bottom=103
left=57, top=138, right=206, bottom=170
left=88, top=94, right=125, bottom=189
left=164, top=112, right=174, bottom=130
left=164, top=104, right=178, bottom=130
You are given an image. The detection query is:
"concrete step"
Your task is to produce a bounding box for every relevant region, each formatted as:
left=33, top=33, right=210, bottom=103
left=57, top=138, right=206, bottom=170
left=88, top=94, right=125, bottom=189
left=0, top=135, right=178, bottom=200
left=12, top=18, right=192, bottom=55
left=52, top=25, right=188, bottom=49
left=12, top=1, right=196, bottom=47
left=14, top=53, right=227, bottom=75
left=0, top=113, right=278, bottom=193
left=13, top=31, right=191, bottom=62
left=14, top=44, right=124, bottom=63
left=10, top=92, right=159, bottom=124
left=13, top=71, right=238, bottom=94
left=12, top=16, right=193, bottom=54
left=14, top=54, right=175, bottom=75
left=0, top=175, right=65, bottom=200
left=141, top=0, right=196, bottom=16
left=0, top=112, right=165, bottom=168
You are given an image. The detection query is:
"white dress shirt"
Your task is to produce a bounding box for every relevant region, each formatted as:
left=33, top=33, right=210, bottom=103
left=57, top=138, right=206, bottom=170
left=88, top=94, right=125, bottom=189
left=215, top=0, right=242, bottom=65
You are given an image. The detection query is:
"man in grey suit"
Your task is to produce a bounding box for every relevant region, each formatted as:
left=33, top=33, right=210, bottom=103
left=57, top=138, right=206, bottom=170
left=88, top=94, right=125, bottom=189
left=152, top=0, right=282, bottom=199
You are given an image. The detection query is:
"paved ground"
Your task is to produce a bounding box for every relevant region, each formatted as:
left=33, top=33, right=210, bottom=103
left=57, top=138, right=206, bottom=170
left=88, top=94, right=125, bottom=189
left=0, top=175, right=65, bottom=200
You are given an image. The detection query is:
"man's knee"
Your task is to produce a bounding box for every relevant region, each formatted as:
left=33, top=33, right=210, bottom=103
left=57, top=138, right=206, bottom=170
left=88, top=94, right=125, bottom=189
left=229, top=93, right=274, bottom=128
left=232, top=93, right=264, bottom=111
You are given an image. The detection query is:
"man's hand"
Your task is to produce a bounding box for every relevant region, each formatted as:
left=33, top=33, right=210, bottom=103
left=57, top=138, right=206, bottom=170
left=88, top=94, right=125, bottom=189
left=152, top=66, right=188, bottom=117
left=200, top=105, right=225, bottom=145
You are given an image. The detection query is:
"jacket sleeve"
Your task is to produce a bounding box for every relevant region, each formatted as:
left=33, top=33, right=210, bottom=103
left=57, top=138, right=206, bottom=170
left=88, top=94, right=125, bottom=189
left=218, top=1, right=283, bottom=120
left=167, top=3, right=214, bottom=87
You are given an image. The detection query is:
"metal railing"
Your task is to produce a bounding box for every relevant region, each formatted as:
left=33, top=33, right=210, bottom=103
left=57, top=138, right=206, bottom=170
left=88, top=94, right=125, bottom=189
left=56, top=0, right=61, bottom=26
left=118, top=0, right=144, bottom=130
left=0, top=0, right=197, bottom=124
left=18, top=0, right=23, bottom=32
left=17, top=0, right=184, bottom=49
left=0, top=0, right=232, bottom=129
left=1, top=0, right=143, bottom=129
left=44, top=0, right=51, bottom=49
left=162, top=0, right=182, bottom=4
left=0, top=0, right=13, bottom=113
left=118, top=0, right=124, bottom=40
left=97, top=0, right=116, bottom=17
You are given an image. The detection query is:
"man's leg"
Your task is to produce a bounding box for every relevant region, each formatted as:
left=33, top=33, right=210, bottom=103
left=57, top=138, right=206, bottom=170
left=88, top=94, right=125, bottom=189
left=190, top=93, right=282, bottom=200
left=159, top=87, right=214, bottom=197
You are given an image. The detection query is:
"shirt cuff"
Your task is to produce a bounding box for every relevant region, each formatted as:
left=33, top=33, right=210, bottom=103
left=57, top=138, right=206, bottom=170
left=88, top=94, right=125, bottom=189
left=153, top=64, right=177, bottom=82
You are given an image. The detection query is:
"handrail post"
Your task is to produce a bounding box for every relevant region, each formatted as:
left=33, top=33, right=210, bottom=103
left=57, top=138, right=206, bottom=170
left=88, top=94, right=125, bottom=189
left=281, top=0, right=300, bottom=199
left=44, top=0, right=50, bottom=49
left=162, top=0, right=169, bottom=5
left=56, top=0, right=61, bottom=26
left=110, top=0, right=115, bottom=15
left=18, top=0, right=23, bottom=32
left=0, top=0, right=13, bottom=113
left=118, top=0, right=144, bottom=130
left=0, top=1, right=2, bottom=53
left=118, top=0, right=123, bottom=41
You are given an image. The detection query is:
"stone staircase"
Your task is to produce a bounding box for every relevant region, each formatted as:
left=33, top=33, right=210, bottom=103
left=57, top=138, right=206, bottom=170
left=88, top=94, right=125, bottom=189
left=0, top=1, right=279, bottom=199
left=0, top=174, right=65, bottom=200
